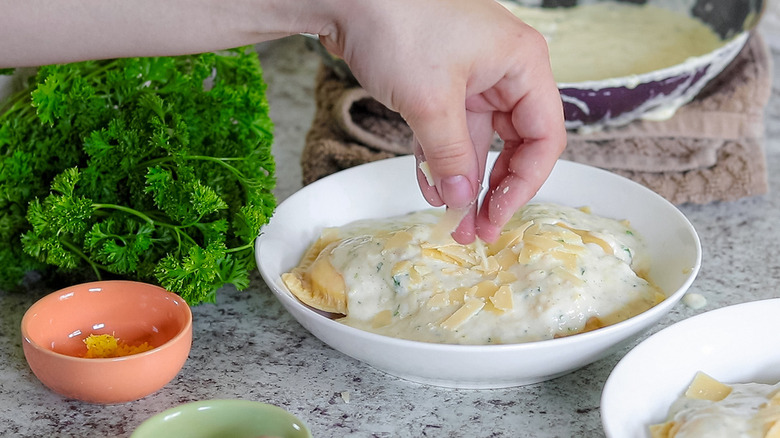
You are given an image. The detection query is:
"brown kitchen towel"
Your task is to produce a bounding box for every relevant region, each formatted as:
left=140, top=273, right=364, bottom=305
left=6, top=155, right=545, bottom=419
left=302, top=32, right=772, bottom=205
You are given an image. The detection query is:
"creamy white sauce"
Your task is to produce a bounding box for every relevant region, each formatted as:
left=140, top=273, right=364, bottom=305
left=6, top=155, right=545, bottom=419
left=499, top=2, right=725, bottom=83
left=682, top=293, right=708, bottom=310
left=320, top=203, right=662, bottom=345
left=659, top=381, right=780, bottom=437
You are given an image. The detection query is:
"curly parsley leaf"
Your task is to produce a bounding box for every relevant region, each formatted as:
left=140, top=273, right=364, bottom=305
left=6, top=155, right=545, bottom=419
left=0, top=47, right=276, bottom=305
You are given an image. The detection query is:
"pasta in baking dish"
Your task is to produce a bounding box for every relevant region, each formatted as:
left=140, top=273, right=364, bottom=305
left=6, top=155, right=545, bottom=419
left=651, top=372, right=780, bottom=438
left=282, top=202, right=664, bottom=345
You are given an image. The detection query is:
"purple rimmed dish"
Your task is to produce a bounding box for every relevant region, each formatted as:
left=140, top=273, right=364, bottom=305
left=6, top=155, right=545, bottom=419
left=558, top=31, right=749, bottom=130
left=306, top=0, right=765, bottom=130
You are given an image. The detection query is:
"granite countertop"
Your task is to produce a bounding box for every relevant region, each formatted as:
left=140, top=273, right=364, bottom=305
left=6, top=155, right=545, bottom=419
left=3, top=28, right=780, bottom=437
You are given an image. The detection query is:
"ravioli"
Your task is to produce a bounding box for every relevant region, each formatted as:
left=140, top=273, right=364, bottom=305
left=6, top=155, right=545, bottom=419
left=651, top=372, right=780, bottom=438
left=282, top=203, right=665, bottom=345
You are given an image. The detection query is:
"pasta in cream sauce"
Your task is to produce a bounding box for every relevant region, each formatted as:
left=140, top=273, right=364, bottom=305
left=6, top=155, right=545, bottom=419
left=651, top=372, right=780, bottom=438
left=282, top=203, right=664, bottom=345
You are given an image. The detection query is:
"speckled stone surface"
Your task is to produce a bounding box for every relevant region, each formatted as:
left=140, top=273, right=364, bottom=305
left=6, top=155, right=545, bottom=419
left=3, top=28, right=780, bottom=437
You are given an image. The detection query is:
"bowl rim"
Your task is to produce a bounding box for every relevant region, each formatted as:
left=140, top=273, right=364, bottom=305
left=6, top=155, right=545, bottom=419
left=257, top=155, right=703, bottom=351
left=20, top=280, right=193, bottom=363
left=130, top=399, right=312, bottom=438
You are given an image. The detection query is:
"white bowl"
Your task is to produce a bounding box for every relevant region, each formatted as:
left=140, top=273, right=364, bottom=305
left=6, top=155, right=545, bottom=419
left=255, top=153, right=701, bottom=388
left=601, top=298, right=780, bottom=438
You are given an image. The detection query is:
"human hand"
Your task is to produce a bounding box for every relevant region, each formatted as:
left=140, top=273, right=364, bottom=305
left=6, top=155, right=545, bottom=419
left=318, top=0, right=566, bottom=243
left=0, top=0, right=564, bottom=245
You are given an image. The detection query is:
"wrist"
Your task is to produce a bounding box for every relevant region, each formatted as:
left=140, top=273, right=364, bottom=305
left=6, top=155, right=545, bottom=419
left=254, top=0, right=348, bottom=38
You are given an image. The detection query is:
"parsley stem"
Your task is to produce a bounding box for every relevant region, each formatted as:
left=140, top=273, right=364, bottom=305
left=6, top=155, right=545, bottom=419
left=172, top=226, right=199, bottom=248
left=144, top=155, right=250, bottom=185
left=93, top=203, right=155, bottom=225
left=92, top=204, right=199, bottom=248
left=225, top=243, right=253, bottom=254
left=60, top=239, right=103, bottom=280
left=0, top=87, right=36, bottom=120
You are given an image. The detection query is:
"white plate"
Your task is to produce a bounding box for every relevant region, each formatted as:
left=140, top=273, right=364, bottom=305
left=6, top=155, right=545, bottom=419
left=601, top=298, right=780, bottom=437
left=256, top=153, right=701, bottom=388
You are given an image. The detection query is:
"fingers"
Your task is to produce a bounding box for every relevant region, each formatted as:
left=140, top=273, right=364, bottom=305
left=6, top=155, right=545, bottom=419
left=410, top=65, right=565, bottom=244
left=475, top=141, right=540, bottom=242
left=413, top=103, right=496, bottom=244
left=326, top=0, right=567, bottom=244
left=450, top=110, right=494, bottom=243
left=406, top=88, right=480, bottom=245
left=406, top=92, right=479, bottom=211
left=414, top=142, right=444, bottom=207
left=476, top=92, right=567, bottom=242
left=451, top=201, right=478, bottom=244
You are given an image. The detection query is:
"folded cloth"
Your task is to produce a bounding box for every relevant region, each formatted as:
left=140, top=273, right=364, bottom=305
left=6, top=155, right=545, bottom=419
left=302, top=32, right=772, bottom=205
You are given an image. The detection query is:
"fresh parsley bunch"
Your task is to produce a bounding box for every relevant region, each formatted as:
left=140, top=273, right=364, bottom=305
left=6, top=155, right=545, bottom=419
left=0, top=48, right=276, bottom=305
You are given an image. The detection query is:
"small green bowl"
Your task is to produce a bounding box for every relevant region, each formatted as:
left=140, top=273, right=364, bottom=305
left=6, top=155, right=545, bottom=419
left=131, top=399, right=312, bottom=438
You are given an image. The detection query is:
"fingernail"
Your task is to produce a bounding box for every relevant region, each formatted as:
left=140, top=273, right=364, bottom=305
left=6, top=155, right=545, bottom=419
left=439, top=175, right=474, bottom=209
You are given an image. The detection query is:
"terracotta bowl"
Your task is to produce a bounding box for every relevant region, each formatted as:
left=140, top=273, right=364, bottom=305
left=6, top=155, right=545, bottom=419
left=21, top=280, right=192, bottom=404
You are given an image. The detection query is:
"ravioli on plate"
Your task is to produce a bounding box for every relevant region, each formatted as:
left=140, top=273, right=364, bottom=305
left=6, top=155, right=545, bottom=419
left=282, top=203, right=664, bottom=345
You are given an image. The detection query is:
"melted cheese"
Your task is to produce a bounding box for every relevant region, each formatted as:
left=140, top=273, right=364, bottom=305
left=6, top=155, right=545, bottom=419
left=283, top=203, right=664, bottom=345
left=498, top=2, right=725, bottom=83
